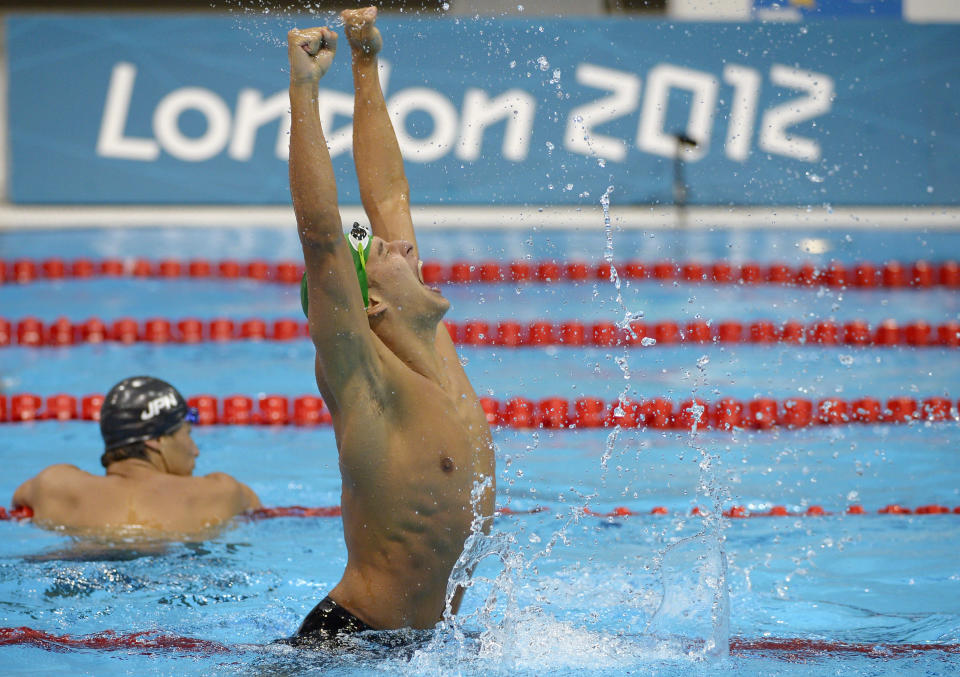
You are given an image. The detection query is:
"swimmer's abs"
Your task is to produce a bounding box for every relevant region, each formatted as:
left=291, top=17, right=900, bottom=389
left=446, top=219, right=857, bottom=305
left=341, top=505, right=476, bottom=566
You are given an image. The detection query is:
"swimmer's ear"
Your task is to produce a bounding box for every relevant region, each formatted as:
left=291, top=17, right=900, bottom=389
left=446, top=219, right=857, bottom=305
left=365, top=300, right=387, bottom=320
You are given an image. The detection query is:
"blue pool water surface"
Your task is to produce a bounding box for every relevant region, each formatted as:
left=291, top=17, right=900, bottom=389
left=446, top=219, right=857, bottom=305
left=0, top=225, right=958, bottom=676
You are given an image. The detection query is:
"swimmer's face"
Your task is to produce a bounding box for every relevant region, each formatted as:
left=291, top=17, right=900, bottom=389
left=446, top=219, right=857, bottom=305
left=155, top=423, right=199, bottom=476
left=365, top=236, right=449, bottom=317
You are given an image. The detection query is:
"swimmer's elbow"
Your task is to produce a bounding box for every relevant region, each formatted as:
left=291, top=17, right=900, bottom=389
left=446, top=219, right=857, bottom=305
left=297, top=218, right=342, bottom=250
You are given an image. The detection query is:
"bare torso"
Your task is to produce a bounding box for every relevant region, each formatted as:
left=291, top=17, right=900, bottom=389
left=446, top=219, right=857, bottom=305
left=287, top=8, right=496, bottom=631
left=319, top=327, right=496, bottom=630
left=13, top=462, right=258, bottom=539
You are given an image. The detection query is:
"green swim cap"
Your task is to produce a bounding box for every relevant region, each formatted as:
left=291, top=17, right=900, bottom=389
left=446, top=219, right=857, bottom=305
left=301, top=222, right=373, bottom=317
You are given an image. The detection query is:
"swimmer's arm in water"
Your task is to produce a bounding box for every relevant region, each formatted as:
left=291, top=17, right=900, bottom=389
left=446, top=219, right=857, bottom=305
left=288, top=27, right=384, bottom=399
left=344, top=7, right=418, bottom=258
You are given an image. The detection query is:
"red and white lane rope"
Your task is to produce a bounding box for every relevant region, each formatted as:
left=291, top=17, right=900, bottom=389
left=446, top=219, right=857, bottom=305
left=0, top=627, right=232, bottom=654
left=1, top=503, right=958, bottom=523
left=0, top=626, right=955, bottom=659
left=4, top=316, right=958, bottom=348
left=3, top=257, right=959, bottom=289
left=2, top=392, right=958, bottom=430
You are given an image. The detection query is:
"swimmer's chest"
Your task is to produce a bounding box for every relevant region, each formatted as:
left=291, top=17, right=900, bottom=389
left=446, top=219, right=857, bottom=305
left=340, top=376, right=488, bottom=482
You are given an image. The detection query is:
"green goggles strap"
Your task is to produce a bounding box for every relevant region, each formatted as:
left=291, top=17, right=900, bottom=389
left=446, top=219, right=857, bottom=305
left=300, top=222, right=372, bottom=318
left=347, top=222, right=372, bottom=307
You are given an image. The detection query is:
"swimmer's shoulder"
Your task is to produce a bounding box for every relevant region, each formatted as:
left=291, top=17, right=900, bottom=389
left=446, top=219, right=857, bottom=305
left=196, top=472, right=261, bottom=511
left=33, top=463, right=96, bottom=485
left=14, top=464, right=93, bottom=509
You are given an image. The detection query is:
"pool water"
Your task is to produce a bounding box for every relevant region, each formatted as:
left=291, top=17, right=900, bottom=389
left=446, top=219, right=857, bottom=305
left=1, top=225, right=958, bottom=675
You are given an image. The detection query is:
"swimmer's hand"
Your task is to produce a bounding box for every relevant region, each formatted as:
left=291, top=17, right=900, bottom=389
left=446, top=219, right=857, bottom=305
left=341, top=6, right=382, bottom=57
left=287, top=27, right=337, bottom=84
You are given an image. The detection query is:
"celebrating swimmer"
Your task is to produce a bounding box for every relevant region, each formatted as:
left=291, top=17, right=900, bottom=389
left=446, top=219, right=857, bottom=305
left=286, top=7, right=496, bottom=643
left=11, top=376, right=260, bottom=537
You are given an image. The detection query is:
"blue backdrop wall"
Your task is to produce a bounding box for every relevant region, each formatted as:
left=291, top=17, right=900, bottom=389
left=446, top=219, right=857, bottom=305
left=6, top=15, right=958, bottom=205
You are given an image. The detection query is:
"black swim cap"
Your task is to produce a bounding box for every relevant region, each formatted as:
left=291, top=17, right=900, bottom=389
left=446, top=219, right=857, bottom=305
left=100, top=376, right=196, bottom=451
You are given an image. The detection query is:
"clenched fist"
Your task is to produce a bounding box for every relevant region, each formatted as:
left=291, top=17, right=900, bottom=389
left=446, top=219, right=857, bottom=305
left=288, top=27, right=338, bottom=84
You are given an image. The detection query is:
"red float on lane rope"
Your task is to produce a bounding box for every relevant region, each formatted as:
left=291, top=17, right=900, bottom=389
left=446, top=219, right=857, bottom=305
left=44, top=394, right=77, bottom=421
left=10, top=394, right=41, bottom=421
left=81, top=394, right=104, bottom=421
left=69, top=259, right=97, bottom=278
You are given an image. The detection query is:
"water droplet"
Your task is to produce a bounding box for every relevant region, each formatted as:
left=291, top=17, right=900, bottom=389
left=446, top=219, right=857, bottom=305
left=641, top=337, right=657, bottom=347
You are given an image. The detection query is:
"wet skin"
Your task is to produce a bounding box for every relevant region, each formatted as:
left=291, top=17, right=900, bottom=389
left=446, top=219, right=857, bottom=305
left=11, top=424, right=260, bottom=538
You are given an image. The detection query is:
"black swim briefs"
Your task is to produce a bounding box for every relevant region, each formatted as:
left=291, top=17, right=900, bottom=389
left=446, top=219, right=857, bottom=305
left=292, top=596, right=373, bottom=644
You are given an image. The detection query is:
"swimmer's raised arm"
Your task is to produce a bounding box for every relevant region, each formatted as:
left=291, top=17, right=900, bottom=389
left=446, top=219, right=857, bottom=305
left=288, top=27, right=383, bottom=400
left=343, top=7, right=418, bottom=258
left=288, top=27, right=341, bottom=237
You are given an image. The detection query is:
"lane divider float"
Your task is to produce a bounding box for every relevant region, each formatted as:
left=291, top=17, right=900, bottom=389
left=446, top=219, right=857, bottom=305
left=3, top=257, right=959, bottom=290
left=3, top=316, right=958, bottom=348
left=1, top=392, right=957, bottom=430
left=0, top=626, right=956, bottom=659
left=2, top=503, right=957, bottom=523
left=0, top=627, right=231, bottom=654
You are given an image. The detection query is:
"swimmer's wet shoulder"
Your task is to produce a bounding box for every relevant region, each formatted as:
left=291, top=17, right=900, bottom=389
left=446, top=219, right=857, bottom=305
left=11, top=463, right=86, bottom=520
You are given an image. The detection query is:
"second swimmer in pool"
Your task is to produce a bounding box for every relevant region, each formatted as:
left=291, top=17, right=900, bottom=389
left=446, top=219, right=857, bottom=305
left=11, top=375, right=261, bottom=539
left=286, top=7, right=496, bottom=645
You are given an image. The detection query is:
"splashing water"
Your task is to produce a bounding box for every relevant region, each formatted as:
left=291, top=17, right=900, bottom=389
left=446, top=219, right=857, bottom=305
left=646, top=353, right=730, bottom=659
left=645, top=531, right=729, bottom=659
left=598, top=187, right=728, bottom=659
left=409, top=476, right=610, bottom=674
left=220, top=1, right=348, bottom=48
left=407, top=173, right=729, bottom=675
left=600, top=187, right=645, bottom=334
left=411, top=474, right=519, bottom=668
left=599, top=186, right=637, bottom=478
